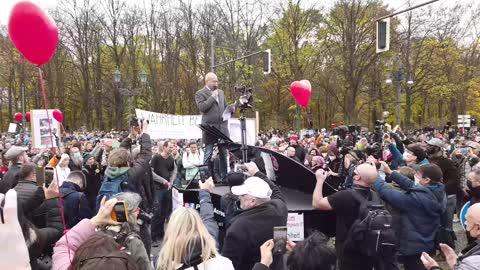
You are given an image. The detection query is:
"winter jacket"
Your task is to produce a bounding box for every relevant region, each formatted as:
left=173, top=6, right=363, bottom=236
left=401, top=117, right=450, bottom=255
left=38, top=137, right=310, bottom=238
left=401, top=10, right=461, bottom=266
left=32, top=198, right=64, bottom=247
left=83, top=164, right=103, bottom=210
left=98, top=224, right=152, bottom=270
left=455, top=239, right=480, bottom=270
left=14, top=179, right=45, bottom=216
left=429, top=156, right=460, bottom=196
left=432, top=240, right=480, bottom=270
left=59, top=181, right=94, bottom=229
left=221, top=171, right=288, bottom=270
left=0, top=162, right=22, bottom=191
left=52, top=219, right=98, bottom=270
left=375, top=172, right=447, bottom=255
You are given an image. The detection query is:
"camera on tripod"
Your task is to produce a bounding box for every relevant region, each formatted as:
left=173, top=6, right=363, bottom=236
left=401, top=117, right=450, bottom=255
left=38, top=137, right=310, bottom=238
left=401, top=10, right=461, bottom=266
left=235, top=85, right=253, bottom=110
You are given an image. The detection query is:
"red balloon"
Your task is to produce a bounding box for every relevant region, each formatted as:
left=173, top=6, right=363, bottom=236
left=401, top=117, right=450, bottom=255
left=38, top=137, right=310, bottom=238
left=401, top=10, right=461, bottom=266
left=290, top=81, right=312, bottom=108
left=14, top=112, right=23, bottom=122
left=8, top=1, right=58, bottom=65
left=52, top=109, right=63, bottom=123
left=25, top=112, right=31, bottom=121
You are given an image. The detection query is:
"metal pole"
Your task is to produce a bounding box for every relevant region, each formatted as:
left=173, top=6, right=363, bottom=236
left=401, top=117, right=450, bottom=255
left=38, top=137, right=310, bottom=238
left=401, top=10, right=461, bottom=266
left=128, top=94, right=133, bottom=123
left=213, top=50, right=266, bottom=69
left=396, top=82, right=402, bottom=126
left=210, top=32, right=215, bottom=72
left=21, top=83, right=26, bottom=130
left=375, top=0, right=441, bottom=21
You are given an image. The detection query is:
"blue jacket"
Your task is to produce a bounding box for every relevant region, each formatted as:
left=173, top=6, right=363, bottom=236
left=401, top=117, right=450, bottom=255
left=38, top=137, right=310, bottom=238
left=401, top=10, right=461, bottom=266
left=60, top=182, right=94, bottom=229
left=374, top=172, right=447, bottom=255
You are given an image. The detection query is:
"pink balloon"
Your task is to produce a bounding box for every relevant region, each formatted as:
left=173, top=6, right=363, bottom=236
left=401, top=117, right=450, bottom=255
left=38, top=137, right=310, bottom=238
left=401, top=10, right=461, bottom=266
left=8, top=1, right=59, bottom=65
left=52, top=109, right=63, bottom=123
left=300, top=80, right=312, bottom=91
left=25, top=112, right=31, bottom=121
left=290, top=81, right=312, bottom=108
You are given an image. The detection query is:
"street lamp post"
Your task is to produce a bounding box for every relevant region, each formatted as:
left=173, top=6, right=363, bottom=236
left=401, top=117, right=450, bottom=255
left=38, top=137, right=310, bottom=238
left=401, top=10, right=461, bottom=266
left=113, top=67, right=148, bottom=123
left=385, top=64, right=414, bottom=126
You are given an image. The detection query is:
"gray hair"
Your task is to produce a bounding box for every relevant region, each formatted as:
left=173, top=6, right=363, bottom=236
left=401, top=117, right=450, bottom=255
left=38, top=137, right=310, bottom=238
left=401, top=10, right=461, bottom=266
left=111, top=192, right=142, bottom=213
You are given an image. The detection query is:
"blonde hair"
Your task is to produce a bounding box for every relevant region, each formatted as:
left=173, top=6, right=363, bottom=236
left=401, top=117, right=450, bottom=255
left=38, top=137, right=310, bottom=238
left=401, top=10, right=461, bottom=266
left=156, top=207, right=218, bottom=270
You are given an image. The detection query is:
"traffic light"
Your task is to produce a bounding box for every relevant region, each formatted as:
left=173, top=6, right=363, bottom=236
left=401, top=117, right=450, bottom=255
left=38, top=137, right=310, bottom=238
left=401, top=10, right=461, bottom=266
left=263, top=49, right=272, bottom=74
left=376, top=18, right=390, bottom=53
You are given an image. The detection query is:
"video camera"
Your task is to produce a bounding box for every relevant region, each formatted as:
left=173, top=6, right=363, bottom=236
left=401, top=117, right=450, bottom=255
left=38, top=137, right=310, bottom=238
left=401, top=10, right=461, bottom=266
left=235, top=85, right=253, bottom=110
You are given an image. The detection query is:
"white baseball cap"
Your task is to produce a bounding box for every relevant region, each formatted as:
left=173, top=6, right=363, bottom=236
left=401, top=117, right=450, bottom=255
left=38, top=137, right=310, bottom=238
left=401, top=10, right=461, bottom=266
left=231, top=176, right=272, bottom=199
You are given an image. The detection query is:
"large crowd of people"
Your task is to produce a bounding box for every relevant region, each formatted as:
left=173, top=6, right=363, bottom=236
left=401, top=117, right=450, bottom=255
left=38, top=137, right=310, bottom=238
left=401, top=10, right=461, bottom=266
left=0, top=73, right=480, bottom=270
left=1, top=121, right=480, bottom=270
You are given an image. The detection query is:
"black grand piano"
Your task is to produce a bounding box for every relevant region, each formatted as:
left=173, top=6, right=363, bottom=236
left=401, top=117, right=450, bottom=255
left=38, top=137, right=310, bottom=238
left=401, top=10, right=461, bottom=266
left=173, top=125, right=337, bottom=240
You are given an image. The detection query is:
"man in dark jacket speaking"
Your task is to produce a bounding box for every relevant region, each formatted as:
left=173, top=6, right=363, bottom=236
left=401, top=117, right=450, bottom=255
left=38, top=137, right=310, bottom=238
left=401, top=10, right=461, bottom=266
left=195, top=72, right=230, bottom=180
left=221, top=162, right=288, bottom=270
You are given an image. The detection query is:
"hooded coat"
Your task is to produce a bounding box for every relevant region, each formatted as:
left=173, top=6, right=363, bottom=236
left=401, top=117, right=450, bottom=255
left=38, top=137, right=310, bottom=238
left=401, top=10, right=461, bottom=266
left=375, top=172, right=447, bottom=255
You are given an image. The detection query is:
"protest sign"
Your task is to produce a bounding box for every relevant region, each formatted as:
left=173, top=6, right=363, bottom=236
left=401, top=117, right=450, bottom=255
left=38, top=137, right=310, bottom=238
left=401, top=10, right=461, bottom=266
left=8, top=123, right=17, bottom=133
left=135, top=108, right=256, bottom=143
left=287, top=213, right=305, bottom=241
left=30, top=109, right=61, bottom=149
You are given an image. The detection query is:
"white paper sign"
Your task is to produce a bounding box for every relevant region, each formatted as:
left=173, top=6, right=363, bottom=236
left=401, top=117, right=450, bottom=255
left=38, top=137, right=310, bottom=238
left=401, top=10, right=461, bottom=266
left=136, top=109, right=203, bottom=140
left=8, top=123, right=17, bottom=133
left=135, top=108, right=256, bottom=144
left=287, top=213, right=304, bottom=241
left=172, top=188, right=184, bottom=211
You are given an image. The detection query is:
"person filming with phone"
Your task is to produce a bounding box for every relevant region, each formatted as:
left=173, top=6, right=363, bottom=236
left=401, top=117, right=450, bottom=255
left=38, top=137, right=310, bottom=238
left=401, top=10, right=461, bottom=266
left=221, top=162, right=288, bottom=270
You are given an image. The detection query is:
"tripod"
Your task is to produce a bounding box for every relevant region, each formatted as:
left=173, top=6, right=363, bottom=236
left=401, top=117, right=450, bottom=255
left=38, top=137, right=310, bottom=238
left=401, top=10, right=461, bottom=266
left=239, top=108, right=248, bottom=163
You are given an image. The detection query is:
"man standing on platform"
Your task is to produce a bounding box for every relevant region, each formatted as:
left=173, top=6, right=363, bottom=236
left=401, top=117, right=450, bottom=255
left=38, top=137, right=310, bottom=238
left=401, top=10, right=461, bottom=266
left=195, top=72, right=230, bottom=180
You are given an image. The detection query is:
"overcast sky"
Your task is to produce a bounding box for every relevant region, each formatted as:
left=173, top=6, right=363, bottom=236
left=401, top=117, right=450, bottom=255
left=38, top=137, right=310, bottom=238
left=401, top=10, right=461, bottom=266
left=0, top=0, right=472, bottom=26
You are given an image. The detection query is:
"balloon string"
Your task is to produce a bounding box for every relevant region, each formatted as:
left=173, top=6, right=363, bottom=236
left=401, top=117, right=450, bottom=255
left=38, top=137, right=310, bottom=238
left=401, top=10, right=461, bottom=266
left=38, top=66, right=72, bottom=264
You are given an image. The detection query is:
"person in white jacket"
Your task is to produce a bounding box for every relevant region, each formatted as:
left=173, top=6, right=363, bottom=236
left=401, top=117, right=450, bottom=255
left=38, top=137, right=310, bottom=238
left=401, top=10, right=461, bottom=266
left=53, top=154, right=71, bottom=187
left=156, top=179, right=234, bottom=270
left=182, top=141, right=204, bottom=181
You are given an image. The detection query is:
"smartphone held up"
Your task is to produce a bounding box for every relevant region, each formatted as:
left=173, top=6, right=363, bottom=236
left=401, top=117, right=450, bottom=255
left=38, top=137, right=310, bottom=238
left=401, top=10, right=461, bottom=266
left=111, top=201, right=129, bottom=223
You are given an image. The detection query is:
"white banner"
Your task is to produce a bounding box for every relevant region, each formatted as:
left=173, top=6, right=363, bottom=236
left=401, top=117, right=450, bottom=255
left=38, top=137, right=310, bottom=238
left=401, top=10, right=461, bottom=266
left=136, top=109, right=202, bottom=140
left=135, top=108, right=256, bottom=144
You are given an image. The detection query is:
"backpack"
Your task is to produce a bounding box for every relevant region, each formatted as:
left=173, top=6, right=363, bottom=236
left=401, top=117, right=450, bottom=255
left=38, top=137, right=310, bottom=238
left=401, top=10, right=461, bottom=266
left=344, top=188, right=397, bottom=258
left=96, top=173, right=129, bottom=211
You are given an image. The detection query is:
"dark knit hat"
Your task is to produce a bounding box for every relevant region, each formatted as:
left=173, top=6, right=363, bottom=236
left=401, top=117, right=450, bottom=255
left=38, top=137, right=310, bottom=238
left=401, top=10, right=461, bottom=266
left=83, top=153, right=94, bottom=164
left=406, top=144, right=427, bottom=162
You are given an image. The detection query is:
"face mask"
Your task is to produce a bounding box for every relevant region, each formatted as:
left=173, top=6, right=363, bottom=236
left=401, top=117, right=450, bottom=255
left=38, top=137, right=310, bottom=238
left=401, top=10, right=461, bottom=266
left=329, top=156, right=336, bottom=161
left=321, top=153, right=327, bottom=158
left=403, top=152, right=410, bottom=160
